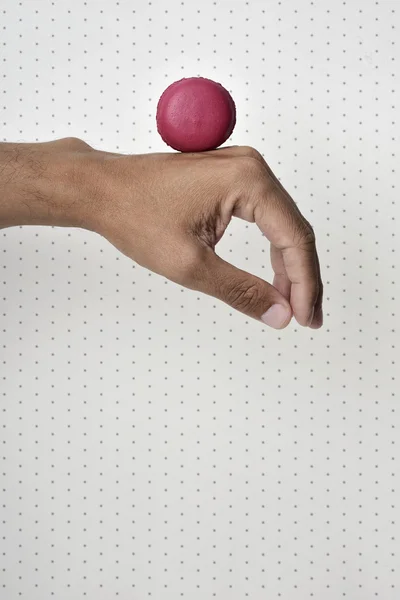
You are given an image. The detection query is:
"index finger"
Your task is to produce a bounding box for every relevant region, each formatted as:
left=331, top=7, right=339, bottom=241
left=254, top=175, right=321, bottom=328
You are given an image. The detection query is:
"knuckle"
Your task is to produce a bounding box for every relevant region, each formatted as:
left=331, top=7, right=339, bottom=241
left=227, top=280, right=263, bottom=312
left=267, top=186, right=316, bottom=250
left=238, top=146, right=263, bottom=162
left=61, top=137, right=91, bottom=151
left=234, top=155, right=264, bottom=179
left=296, top=226, right=316, bottom=249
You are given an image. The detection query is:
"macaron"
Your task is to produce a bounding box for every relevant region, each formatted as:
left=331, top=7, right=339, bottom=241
left=156, top=77, right=236, bottom=152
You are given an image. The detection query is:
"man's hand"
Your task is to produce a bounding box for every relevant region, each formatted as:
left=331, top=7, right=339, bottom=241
left=0, top=138, right=323, bottom=329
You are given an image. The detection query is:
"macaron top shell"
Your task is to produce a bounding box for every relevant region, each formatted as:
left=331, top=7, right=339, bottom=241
left=156, top=77, right=236, bottom=152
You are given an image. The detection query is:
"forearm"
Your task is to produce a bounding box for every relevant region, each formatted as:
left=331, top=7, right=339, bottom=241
left=0, top=139, right=95, bottom=230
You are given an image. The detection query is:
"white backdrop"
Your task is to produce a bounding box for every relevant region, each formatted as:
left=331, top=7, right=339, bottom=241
left=1, top=1, right=399, bottom=598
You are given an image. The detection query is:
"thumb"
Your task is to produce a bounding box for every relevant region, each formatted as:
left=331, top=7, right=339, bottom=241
left=196, top=251, right=292, bottom=329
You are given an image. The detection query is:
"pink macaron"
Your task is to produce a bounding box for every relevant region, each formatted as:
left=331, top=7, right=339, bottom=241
left=156, top=77, right=236, bottom=153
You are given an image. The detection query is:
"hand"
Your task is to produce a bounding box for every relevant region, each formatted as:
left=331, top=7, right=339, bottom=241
left=0, top=138, right=323, bottom=329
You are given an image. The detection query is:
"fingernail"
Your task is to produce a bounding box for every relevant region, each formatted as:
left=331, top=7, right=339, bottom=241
left=307, top=307, right=315, bottom=327
left=261, top=304, right=291, bottom=329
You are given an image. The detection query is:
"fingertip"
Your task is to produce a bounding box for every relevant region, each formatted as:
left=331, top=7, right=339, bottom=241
left=261, top=303, right=292, bottom=330
left=309, top=307, right=323, bottom=329
left=293, top=310, right=312, bottom=328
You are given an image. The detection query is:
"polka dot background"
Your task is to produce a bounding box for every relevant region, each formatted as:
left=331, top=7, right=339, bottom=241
left=0, top=0, right=399, bottom=598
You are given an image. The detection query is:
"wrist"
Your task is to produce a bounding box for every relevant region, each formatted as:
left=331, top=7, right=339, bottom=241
left=0, top=139, right=101, bottom=230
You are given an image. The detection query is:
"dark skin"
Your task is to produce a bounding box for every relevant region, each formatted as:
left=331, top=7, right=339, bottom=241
left=0, top=138, right=323, bottom=329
